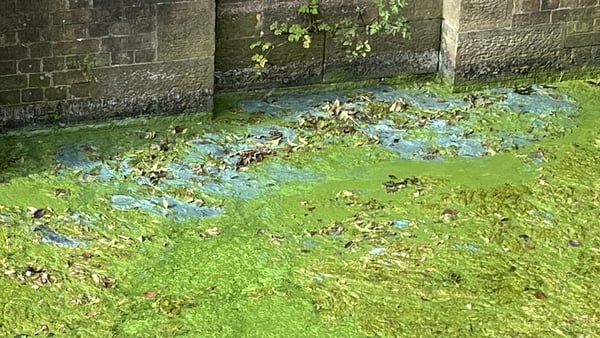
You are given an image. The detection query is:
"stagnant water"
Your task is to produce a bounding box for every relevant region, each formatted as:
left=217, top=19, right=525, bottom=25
left=0, top=80, right=599, bottom=337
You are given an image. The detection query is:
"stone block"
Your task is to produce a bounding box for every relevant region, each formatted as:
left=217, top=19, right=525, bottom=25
left=454, top=24, right=564, bottom=81
left=134, top=49, right=155, bottom=63
left=30, top=43, right=53, bottom=58
left=16, top=0, right=51, bottom=12
left=0, top=75, right=27, bottom=90
left=215, top=37, right=257, bottom=70
left=43, top=24, right=87, bottom=41
left=43, top=57, right=66, bottom=72
left=109, top=21, right=132, bottom=36
left=0, top=90, right=20, bottom=105
left=92, top=7, right=121, bottom=23
left=0, top=0, right=15, bottom=13
left=125, top=33, right=154, bottom=50
left=572, top=20, right=595, bottom=33
left=326, top=18, right=439, bottom=61
left=53, top=9, right=94, bottom=25
left=93, top=0, right=120, bottom=8
left=570, top=7, right=600, bottom=20
left=19, top=59, right=42, bottom=73
left=111, top=51, right=134, bottom=65
left=0, top=61, right=16, bottom=75
left=157, top=1, right=215, bottom=61
left=541, top=0, right=560, bottom=10
left=565, top=46, right=596, bottom=65
left=559, top=0, right=577, bottom=8
left=92, top=58, right=214, bottom=98
left=0, top=45, right=28, bottom=60
left=69, top=82, right=90, bottom=98
left=0, top=32, right=17, bottom=47
left=53, top=70, right=88, bottom=85
left=45, top=86, right=68, bottom=101
left=551, top=9, right=571, bottom=23
left=413, top=0, right=443, bottom=19
left=123, top=6, right=155, bottom=20
left=565, top=31, right=600, bottom=47
left=18, top=28, right=41, bottom=43
left=66, top=55, right=86, bottom=69
left=101, top=37, right=124, bottom=53
left=324, top=49, right=439, bottom=83
left=54, top=39, right=100, bottom=56
left=92, top=53, right=111, bottom=67
left=132, top=17, right=154, bottom=34
left=89, top=22, right=110, bottom=37
left=518, top=0, right=541, bottom=12
left=29, top=73, right=52, bottom=87
left=216, top=11, right=262, bottom=40
left=512, top=11, right=552, bottom=26
left=21, top=12, right=51, bottom=28
left=69, top=0, right=91, bottom=9
left=21, top=88, right=44, bottom=102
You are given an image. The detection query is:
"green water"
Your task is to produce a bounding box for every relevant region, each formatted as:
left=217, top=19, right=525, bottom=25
left=1, top=81, right=599, bottom=337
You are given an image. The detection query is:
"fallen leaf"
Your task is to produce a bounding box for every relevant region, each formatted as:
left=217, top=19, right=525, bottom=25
left=143, top=290, right=158, bottom=299
left=33, top=209, right=45, bottom=219
left=533, top=291, right=546, bottom=299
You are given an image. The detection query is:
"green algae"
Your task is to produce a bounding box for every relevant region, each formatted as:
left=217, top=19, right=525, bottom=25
left=0, top=80, right=599, bottom=337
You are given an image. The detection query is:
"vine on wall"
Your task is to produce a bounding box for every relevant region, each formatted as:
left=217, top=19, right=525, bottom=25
left=250, top=0, right=410, bottom=72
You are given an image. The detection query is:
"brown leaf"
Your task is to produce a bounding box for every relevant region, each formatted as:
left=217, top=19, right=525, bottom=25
left=143, top=290, right=158, bottom=299
left=33, top=209, right=45, bottom=219
left=533, top=291, right=546, bottom=299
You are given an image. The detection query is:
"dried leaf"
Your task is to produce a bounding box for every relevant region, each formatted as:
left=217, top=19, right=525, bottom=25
left=143, top=290, right=158, bottom=299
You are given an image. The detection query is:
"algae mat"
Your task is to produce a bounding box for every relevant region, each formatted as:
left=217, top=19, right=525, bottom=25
left=0, top=80, right=599, bottom=337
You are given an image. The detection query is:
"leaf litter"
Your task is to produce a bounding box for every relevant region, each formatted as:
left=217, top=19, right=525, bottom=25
left=0, top=80, right=598, bottom=336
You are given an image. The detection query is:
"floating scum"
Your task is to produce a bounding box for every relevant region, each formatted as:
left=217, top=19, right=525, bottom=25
left=1, top=80, right=596, bottom=337
left=44, top=84, right=576, bottom=248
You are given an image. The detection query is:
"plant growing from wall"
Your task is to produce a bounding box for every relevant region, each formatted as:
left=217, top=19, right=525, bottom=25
left=250, top=0, right=410, bottom=72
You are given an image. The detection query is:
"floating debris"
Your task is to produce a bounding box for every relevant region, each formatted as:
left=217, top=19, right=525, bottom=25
left=35, top=225, right=86, bottom=248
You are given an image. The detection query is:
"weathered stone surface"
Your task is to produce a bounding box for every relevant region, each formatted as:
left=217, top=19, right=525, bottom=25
left=0, top=75, right=27, bottom=90
left=0, top=61, right=16, bottom=75
left=45, top=86, right=68, bottom=101
left=54, top=39, right=101, bottom=56
left=22, top=88, right=44, bottom=102
left=460, top=0, right=513, bottom=30
left=541, top=0, right=560, bottom=10
left=0, top=89, right=212, bottom=128
left=30, top=43, right=53, bottom=58
left=324, top=49, right=439, bottom=82
left=92, top=58, right=214, bottom=98
left=1, top=0, right=215, bottom=128
left=17, top=29, right=41, bottom=43
left=454, top=24, right=564, bottom=81
left=18, top=59, right=42, bottom=73
left=157, top=1, right=215, bottom=61
left=0, top=45, right=28, bottom=61
left=29, top=73, right=52, bottom=87
left=69, top=83, right=90, bottom=98
left=43, top=57, right=67, bottom=72
left=0, top=90, right=20, bottom=105
left=565, top=31, right=600, bottom=47
left=215, top=59, right=323, bottom=90
left=216, top=0, right=442, bottom=89
left=54, top=70, right=88, bottom=85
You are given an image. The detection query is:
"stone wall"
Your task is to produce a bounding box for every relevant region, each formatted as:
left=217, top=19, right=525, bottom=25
left=441, top=0, right=600, bottom=85
left=0, top=0, right=215, bottom=128
left=1, top=0, right=599, bottom=128
left=215, top=0, right=443, bottom=89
